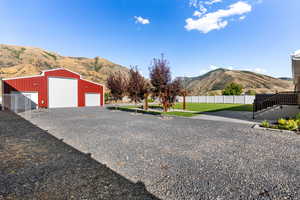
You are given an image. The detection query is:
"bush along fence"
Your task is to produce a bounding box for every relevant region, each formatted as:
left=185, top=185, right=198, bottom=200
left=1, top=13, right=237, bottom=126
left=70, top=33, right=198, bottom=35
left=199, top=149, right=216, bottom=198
left=177, top=95, right=255, bottom=104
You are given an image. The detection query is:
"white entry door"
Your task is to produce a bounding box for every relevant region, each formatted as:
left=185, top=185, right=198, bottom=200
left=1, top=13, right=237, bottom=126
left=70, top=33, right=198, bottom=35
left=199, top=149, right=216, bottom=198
left=48, top=77, right=78, bottom=108
left=85, top=93, right=101, bottom=106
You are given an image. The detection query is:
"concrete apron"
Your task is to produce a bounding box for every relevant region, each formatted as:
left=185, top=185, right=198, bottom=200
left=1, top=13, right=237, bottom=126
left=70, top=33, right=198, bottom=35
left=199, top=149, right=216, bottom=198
left=191, top=111, right=257, bottom=125
left=255, top=105, right=300, bottom=121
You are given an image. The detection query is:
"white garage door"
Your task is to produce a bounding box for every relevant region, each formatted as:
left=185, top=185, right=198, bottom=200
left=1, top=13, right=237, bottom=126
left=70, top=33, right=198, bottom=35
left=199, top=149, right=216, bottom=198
left=85, top=93, right=101, bottom=106
left=48, top=77, right=78, bottom=108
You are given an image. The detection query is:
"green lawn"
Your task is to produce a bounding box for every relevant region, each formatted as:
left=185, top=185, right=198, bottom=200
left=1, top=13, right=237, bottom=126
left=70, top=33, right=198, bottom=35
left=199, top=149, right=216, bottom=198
left=113, top=103, right=253, bottom=118
left=114, top=105, right=198, bottom=117
left=172, top=103, right=253, bottom=112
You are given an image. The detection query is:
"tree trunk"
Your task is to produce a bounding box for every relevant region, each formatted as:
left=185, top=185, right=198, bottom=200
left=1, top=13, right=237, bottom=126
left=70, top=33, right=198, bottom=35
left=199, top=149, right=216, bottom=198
left=114, top=99, right=118, bottom=111
left=163, top=101, right=168, bottom=112
left=163, top=106, right=168, bottom=112
left=144, top=93, right=149, bottom=110
left=183, top=94, right=186, bottom=110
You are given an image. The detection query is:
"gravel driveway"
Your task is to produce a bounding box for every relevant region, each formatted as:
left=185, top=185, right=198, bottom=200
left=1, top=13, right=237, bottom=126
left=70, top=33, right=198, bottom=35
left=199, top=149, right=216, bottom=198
left=0, top=111, right=159, bottom=200
left=21, top=107, right=300, bottom=199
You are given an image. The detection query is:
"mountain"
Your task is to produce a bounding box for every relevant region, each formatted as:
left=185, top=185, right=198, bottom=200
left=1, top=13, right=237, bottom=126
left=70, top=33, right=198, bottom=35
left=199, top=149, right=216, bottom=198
left=180, top=68, right=294, bottom=95
left=0, top=44, right=128, bottom=85
left=0, top=44, right=294, bottom=96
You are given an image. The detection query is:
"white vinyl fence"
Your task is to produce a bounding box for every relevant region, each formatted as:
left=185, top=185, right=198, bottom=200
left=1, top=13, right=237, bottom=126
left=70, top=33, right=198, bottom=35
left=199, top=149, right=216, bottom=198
left=177, top=95, right=255, bottom=104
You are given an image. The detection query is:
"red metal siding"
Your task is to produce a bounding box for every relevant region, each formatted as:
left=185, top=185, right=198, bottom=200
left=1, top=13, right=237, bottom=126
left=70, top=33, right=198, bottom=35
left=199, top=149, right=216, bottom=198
left=3, top=76, right=47, bottom=108
left=43, top=69, right=81, bottom=108
left=44, top=69, right=80, bottom=79
left=79, top=79, right=104, bottom=106
left=3, top=68, right=104, bottom=108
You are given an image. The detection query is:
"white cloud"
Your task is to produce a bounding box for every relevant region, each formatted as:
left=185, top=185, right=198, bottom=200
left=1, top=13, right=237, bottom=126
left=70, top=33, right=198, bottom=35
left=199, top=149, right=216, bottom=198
left=134, top=16, right=150, bottom=25
left=209, top=65, right=218, bottom=70
left=190, top=0, right=222, bottom=8
left=253, top=67, right=267, bottom=74
left=199, top=64, right=267, bottom=75
left=193, top=5, right=208, bottom=17
left=185, top=1, right=252, bottom=33
left=205, top=0, right=222, bottom=5
left=239, top=15, right=246, bottom=20
left=200, top=64, right=222, bottom=74
left=189, top=0, right=201, bottom=8
left=193, top=10, right=203, bottom=17
left=200, top=69, right=209, bottom=74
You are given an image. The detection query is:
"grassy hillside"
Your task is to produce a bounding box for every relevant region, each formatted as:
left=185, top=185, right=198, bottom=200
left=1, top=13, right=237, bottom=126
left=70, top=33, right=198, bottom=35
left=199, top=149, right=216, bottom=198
left=0, top=44, right=128, bottom=85
left=181, top=68, right=294, bottom=95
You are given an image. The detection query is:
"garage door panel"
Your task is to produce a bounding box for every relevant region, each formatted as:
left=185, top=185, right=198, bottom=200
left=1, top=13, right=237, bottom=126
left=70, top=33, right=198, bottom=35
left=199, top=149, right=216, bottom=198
left=48, top=77, right=78, bottom=108
left=85, top=93, right=100, bottom=106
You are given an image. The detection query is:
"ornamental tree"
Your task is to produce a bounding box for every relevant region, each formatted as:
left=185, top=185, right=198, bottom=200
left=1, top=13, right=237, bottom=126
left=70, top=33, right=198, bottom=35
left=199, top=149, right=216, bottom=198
left=127, top=66, right=150, bottom=106
left=106, top=71, right=128, bottom=103
left=149, top=55, right=182, bottom=112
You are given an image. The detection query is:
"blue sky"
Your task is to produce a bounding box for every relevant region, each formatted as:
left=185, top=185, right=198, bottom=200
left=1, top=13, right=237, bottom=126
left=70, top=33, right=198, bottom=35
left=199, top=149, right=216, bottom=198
left=0, top=0, right=299, bottom=78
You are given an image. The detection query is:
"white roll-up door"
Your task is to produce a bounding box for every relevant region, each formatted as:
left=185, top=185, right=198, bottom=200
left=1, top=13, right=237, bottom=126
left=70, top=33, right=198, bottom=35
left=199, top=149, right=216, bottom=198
left=48, top=77, right=78, bottom=108
left=85, top=93, right=100, bottom=106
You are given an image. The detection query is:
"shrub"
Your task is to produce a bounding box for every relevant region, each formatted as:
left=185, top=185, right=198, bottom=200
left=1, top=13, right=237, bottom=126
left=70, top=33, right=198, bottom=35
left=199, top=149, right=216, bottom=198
left=285, top=120, right=298, bottom=131
left=278, top=118, right=286, bottom=129
left=245, top=89, right=256, bottom=95
left=270, top=125, right=279, bottom=129
left=147, top=98, right=155, bottom=103
left=263, top=117, right=299, bottom=132
left=296, top=119, right=300, bottom=126
left=222, top=82, right=243, bottom=95
left=261, top=120, right=270, bottom=128
left=278, top=118, right=287, bottom=125
left=295, top=113, right=300, bottom=120
left=104, top=92, right=111, bottom=103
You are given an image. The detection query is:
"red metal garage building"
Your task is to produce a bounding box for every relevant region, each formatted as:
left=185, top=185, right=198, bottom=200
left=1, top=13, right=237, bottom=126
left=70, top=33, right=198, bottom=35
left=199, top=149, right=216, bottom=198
left=2, top=68, right=104, bottom=109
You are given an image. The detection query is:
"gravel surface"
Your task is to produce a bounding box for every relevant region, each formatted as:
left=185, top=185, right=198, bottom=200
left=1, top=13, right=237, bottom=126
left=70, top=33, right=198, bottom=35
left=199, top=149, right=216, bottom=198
left=0, top=111, right=160, bottom=200
left=7, top=107, right=300, bottom=199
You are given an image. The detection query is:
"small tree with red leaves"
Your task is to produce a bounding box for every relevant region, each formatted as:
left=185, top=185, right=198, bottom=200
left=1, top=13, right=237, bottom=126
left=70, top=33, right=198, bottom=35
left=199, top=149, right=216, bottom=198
left=127, top=66, right=150, bottom=110
left=149, top=55, right=182, bottom=112
left=106, top=71, right=128, bottom=108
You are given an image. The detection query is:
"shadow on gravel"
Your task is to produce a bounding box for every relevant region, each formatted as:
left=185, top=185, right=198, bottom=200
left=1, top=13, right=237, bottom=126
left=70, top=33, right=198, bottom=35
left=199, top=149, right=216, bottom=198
left=0, top=111, right=160, bottom=200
